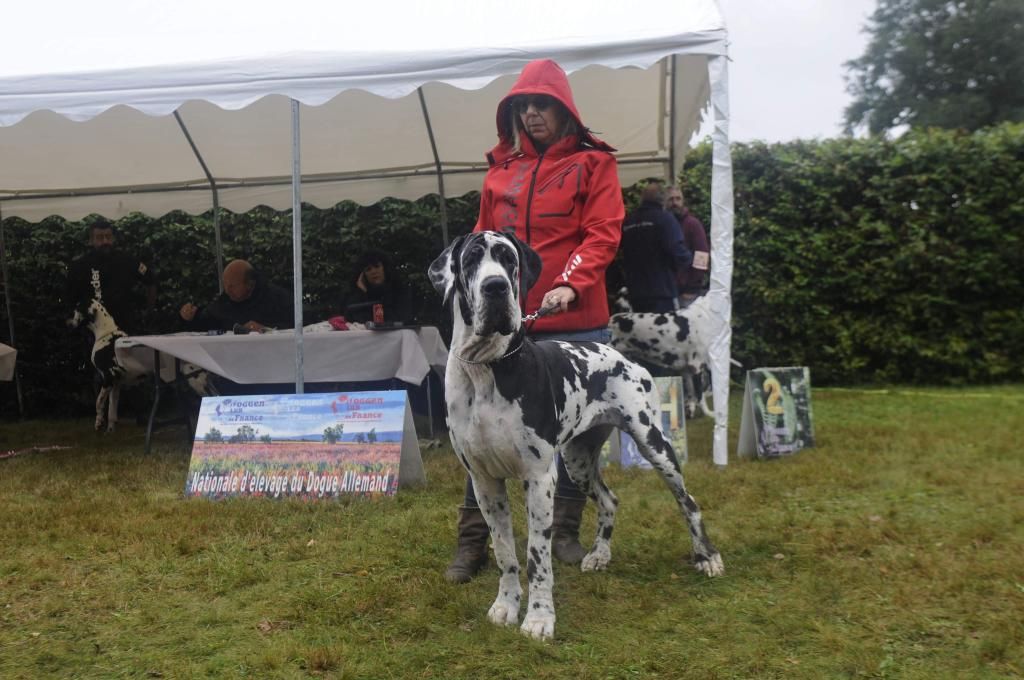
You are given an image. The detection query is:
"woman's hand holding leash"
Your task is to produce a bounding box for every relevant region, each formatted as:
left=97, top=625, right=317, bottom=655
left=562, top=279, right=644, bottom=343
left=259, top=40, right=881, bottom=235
left=540, top=286, right=576, bottom=315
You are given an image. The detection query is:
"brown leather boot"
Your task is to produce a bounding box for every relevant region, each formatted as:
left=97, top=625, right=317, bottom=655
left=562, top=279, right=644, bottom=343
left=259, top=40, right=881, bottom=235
left=444, top=506, right=490, bottom=583
left=552, top=495, right=588, bottom=565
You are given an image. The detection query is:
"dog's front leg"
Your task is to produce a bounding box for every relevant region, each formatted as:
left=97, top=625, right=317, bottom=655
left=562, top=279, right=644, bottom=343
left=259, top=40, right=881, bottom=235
left=471, top=474, right=521, bottom=628
left=95, top=386, right=111, bottom=432
left=683, top=371, right=699, bottom=419
left=106, top=382, right=121, bottom=433
left=521, top=468, right=557, bottom=640
left=697, top=366, right=714, bottom=417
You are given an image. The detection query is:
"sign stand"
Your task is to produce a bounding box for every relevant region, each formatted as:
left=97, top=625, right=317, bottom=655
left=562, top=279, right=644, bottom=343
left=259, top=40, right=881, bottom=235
left=737, top=367, right=815, bottom=459
left=184, top=390, right=425, bottom=500
left=398, top=398, right=426, bottom=487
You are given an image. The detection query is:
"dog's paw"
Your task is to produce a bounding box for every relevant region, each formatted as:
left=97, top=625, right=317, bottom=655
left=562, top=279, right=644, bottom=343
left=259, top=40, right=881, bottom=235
left=580, top=544, right=612, bottom=572
left=487, top=597, right=520, bottom=627
left=520, top=610, right=555, bottom=641
left=694, top=552, right=724, bottom=577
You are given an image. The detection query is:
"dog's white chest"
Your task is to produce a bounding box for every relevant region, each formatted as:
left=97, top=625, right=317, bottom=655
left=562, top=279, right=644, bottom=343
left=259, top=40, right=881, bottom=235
left=447, top=376, right=537, bottom=479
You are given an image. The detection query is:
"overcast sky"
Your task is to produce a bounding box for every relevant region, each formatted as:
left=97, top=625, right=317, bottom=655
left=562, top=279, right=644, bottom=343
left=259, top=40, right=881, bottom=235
left=703, top=0, right=879, bottom=142
left=4, top=0, right=879, bottom=144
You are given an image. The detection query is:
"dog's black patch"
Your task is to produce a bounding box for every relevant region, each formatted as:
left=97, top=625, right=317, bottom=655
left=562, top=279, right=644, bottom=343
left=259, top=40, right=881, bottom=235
left=491, top=340, right=582, bottom=446
left=612, top=316, right=634, bottom=333
left=646, top=426, right=682, bottom=472
left=673, top=316, right=692, bottom=342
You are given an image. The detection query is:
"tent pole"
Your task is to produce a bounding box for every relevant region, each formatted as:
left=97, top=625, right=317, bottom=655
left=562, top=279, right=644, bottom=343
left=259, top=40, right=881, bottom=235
left=668, top=55, right=677, bottom=183
left=707, top=54, right=735, bottom=467
left=0, top=207, right=25, bottom=417
left=290, top=99, right=305, bottom=394
left=173, top=111, right=225, bottom=293
left=417, top=88, right=449, bottom=246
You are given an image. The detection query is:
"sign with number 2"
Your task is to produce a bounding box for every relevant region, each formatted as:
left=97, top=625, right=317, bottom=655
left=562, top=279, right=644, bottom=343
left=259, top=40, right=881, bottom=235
left=737, top=367, right=815, bottom=459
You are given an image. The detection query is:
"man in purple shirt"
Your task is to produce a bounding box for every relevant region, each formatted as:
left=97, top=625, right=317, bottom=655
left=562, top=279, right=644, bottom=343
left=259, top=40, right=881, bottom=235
left=666, top=186, right=710, bottom=307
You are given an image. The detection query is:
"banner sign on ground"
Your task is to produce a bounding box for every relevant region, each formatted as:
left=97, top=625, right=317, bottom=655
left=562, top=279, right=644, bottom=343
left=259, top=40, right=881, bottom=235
left=184, top=390, right=425, bottom=500
left=737, top=367, right=815, bottom=459
left=602, top=376, right=687, bottom=468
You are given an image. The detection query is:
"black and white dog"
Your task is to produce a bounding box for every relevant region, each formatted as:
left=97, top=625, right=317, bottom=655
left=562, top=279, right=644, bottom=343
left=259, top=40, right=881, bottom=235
left=68, top=298, right=128, bottom=432
left=429, top=232, right=723, bottom=641
left=608, top=288, right=714, bottom=418
left=68, top=298, right=217, bottom=432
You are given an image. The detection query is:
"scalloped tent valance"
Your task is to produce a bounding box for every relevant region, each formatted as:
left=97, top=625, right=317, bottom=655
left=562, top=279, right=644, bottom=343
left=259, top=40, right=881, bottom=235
left=0, top=0, right=726, bottom=221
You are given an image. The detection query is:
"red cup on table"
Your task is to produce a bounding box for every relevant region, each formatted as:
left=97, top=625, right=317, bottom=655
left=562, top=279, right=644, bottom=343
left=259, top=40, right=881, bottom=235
left=373, top=304, right=384, bottom=324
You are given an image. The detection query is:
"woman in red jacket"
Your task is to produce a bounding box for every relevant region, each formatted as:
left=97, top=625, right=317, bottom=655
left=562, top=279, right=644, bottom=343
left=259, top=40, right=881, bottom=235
left=445, top=59, right=625, bottom=583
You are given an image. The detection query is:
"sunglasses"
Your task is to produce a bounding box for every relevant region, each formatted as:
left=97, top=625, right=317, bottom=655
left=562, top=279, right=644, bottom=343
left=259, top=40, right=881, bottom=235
left=511, top=95, right=558, bottom=114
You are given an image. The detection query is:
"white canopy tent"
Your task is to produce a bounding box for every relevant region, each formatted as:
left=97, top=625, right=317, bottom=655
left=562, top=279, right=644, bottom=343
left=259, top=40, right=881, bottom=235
left=0, top=0, right=734, bottom=464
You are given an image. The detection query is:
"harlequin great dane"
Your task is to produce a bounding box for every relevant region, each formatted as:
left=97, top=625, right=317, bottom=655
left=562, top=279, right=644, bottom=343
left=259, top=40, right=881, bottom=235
left=68, top=298, right=217, bottom=432
left=608, top=288, right=715, bottom=418
left=429, top=231, right=723, bottom=641
left=68, top=298, right=129, bottom=432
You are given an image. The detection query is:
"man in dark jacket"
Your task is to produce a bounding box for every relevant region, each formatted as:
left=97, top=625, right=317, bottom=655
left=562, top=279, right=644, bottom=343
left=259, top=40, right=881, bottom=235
left=179, top=259, right=293, bottom=332
left=667, top=185, right=710, bottom=307
left=66, top=219, right=156, bottom=334
left=620, top=180, right=692, bottom=313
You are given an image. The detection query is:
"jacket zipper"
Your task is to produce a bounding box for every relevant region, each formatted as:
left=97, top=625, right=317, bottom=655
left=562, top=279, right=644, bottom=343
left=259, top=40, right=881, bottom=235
left=537, top=163, right=578, bottom=194
left=523, top=150, right=545, bottom=245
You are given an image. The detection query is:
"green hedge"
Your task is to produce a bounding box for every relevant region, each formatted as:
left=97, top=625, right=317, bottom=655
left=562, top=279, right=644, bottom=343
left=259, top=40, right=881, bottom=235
left=2, top=123, right=1022, bottom=417
left=682, top=122, right=1023, bottom=384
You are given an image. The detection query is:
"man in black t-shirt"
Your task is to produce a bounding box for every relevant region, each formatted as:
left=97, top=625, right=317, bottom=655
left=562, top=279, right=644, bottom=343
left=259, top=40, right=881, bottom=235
left=66, top=219, right=156, bottom=334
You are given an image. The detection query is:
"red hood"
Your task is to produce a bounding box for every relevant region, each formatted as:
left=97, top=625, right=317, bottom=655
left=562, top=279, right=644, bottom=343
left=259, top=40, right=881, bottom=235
left=492, top=59, right=614, bottom=160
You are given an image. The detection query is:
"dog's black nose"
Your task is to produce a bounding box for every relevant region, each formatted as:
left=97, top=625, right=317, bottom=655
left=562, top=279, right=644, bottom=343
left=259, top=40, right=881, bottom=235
left=481, top=276, right=510, bottom=298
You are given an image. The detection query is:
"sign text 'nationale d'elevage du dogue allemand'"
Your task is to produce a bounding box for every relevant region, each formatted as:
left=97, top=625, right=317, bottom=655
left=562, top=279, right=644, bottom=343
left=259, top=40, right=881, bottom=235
left=184, top=391, right=425, bottom=500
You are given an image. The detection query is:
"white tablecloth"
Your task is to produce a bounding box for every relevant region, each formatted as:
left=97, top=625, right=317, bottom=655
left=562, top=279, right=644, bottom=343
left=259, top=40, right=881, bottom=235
left=0, top=343, right=15, bottom=381
left=115, top=327, right=448, bottom=385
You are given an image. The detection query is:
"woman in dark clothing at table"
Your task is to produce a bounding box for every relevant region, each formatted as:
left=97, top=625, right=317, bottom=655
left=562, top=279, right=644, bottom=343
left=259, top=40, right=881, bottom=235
left=343, top=250, right=414, bottom=324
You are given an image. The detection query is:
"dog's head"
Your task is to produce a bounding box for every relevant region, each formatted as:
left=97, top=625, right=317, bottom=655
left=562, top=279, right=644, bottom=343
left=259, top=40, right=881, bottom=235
left=429, top=231, right=542, bottom=338
left=67, top=298, right=99, bottom=330
left=67, top=298, right=117, bottom=335
left=611, top=287, right=632, bottom=314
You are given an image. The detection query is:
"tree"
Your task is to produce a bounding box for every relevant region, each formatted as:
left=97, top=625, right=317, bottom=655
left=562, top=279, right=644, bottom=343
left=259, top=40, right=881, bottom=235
left=323, top=424, right=344, bottom=444
left=230, top=425, right=257, bottom=444
left=260, top=434, right=272, bottom=444
left=844, top=0, right=1024, bottom=135
left=205, top=427, right=223, bottom=443
left=367, top=428, right=377, bottom=444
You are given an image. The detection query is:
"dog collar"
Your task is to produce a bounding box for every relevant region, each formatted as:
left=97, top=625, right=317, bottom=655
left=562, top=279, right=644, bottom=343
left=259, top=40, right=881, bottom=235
left=455, top=329, right=527, bottom=365
left=93, top=329, right=123, bottom=345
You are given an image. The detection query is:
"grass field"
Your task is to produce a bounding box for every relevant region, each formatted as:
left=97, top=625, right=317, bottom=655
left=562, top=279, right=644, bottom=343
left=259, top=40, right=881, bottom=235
left=1, top=386, right=1022, bottom=679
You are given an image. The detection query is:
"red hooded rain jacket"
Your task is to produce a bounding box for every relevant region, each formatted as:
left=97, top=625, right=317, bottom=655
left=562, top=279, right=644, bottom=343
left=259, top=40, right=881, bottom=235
left=473, top=59, right=624, bottom=334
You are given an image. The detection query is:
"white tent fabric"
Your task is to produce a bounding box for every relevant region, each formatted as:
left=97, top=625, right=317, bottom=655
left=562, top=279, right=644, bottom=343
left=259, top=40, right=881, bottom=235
left=0, top=0, right=734, bottom=464
left=0, top=59, right=712, bottom=221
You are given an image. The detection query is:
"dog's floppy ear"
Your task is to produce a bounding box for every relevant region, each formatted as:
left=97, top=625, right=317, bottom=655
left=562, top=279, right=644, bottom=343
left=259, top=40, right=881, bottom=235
left=510, top=234, right=543, bottom=294
left=428, top=234, right=467, bottom=300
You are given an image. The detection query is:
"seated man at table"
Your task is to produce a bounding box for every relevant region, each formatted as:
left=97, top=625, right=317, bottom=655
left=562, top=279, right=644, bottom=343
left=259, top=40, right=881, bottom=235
left=179, top=259, right=293, bottom=332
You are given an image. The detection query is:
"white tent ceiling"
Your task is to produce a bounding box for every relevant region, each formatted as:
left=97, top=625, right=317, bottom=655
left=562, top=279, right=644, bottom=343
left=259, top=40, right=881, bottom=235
left=0, top=0, right=725, bottom=221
